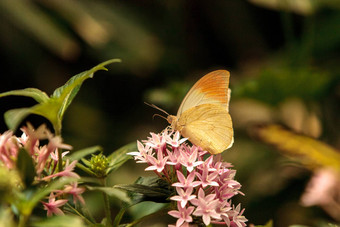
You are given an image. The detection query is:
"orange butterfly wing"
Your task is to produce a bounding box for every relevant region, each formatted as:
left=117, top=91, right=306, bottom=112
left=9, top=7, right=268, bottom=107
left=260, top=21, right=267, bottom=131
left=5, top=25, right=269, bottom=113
left=177, top=70, right=230, bottom=117
left=169, top=70, right=233, bottom=154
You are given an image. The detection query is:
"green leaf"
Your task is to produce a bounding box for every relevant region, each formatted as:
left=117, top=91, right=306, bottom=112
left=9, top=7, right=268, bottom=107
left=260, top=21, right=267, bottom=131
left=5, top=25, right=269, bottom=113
left=31, top=215, right=86, bottom=227
left=2, top=59, right=121, bottom=132
left=51, top=59, right=121, bottom=125
left=68, top=145, right=103, bottom=161
left=16, top=148, right=35, bottom=187
left=86, top=186, right=130, bottom=203
left=114, top=177, right=172, bottom=205
left=0, top=88, right=49, bottom=103
left=107, top=142, right=136, bottom=174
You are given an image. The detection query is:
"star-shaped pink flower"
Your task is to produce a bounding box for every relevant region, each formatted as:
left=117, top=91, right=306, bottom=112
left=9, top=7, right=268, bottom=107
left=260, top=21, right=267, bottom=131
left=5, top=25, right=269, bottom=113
left=145, top=148, right=168, bottom=172
left=168, top=202, right=195, bottom=227
left=41, top=193, right=68, bottom=217
left=172, top=170, right=201, bottom=189
left=170, top=187, right=196, bottom=208
left=191, top=188, right=221, bottom=225
left=195, top=164, right=219, bottom=188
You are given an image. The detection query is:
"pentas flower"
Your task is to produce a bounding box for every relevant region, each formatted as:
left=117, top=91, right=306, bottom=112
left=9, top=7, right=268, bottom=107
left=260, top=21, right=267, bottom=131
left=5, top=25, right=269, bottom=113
left=0, top=124, right=84, bottom=217
left=41, top=193, right=68, bottom=217
left=129, top=130, right=247, bottom=227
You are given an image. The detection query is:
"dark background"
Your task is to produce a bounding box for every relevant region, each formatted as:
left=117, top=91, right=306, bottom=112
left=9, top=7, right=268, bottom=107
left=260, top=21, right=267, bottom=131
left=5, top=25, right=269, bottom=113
left=0, top=1, right=339, bottom=226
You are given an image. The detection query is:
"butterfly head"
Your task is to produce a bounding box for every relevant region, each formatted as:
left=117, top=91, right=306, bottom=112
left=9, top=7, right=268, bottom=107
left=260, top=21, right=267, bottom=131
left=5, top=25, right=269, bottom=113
left=167, top=115, right=179, bottom=130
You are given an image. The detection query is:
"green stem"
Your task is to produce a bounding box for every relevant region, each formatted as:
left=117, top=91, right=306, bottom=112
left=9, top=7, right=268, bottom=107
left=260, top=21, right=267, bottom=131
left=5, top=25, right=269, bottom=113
left=18, top=214, right=28, bottom=227
left=65, top=203, right=95, bottom=225
left=54, top=124, right=63, bottom=173
left=112, top=207, right=126, bottom=227
left=101, top=178, right=112, bottom=227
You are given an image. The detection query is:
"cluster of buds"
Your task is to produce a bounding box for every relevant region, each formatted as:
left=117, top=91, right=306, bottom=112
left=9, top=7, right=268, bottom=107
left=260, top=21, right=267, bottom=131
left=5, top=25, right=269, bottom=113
left=129, top=130, right=247, bottom=227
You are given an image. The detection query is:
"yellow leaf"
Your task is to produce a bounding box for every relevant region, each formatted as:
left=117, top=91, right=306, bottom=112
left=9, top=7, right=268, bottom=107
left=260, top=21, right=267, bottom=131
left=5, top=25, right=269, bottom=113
left=254, top=124, right=340, bottom=171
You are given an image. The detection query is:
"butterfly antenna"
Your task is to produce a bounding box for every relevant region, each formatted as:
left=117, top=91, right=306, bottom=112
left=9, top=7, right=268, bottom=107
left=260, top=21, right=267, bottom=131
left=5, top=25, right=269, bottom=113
left=144, top=102, right=169, bottom=116
left=152, top=113, right=168, bottom=120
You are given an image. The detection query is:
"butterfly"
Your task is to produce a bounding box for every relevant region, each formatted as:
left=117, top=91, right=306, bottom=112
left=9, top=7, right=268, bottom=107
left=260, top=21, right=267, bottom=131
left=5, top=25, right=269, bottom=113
left=166, top=70, right=234, bottom=154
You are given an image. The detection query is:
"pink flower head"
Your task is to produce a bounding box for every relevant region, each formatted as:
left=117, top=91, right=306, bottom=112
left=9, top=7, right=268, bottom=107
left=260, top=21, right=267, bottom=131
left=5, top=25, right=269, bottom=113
left=127, top=141, right=153, bottom=163
left=168, top=202, right=195, bottom=227
left=21, top=123, right=49, bottom=155
left=145, top=132, right=167, bottom=151
left=223, top=204, right=247, bottom=227
left=301, top=167, right=340, bottom=207
left=42, top=160, right=79, bottom=181
left=132, top=130, right=247, bottom=227
left=0, top=130, right=18, bottom=169
left=59, top=182, right=86, bottom=204
left=41, top=192, right=68, bottom=217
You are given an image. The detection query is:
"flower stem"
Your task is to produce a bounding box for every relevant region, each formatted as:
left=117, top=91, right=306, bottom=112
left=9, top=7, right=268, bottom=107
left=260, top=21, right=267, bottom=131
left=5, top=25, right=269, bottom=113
left=101, top=178, right=112, bottom=227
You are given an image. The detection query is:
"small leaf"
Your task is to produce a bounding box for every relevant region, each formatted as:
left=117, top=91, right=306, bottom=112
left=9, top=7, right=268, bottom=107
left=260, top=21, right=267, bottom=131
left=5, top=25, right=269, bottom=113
left=86, top=186, right=130, bottom=203
left=0, top=88, right=49, bottom=103
left=31, top=215, right=85, bottom=227
left=16, top=148, right=36, bottom=187
left=51, top=59, right=121, bottom=122
left=114, top=177, right=172, bottom=205
left=107, top=142, right=136, bottom=174
left=2, top=59, right=121, bottom=132
left=253, top=124, right=340, bottom=171
left=68, top=145, right=103, bottom=161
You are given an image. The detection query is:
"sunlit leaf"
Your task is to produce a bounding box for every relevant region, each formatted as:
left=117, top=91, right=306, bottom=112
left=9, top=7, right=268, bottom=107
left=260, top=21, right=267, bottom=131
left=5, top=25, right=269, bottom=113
left=1, top=59, right=121, bottom=132
left=0, top=88, right=49, bottom=103
left=253, top=124, right=340, bottom=171
left=68, top=146, right=103, bottom=161
left=107, top=142, right=136, bottom=174
left=86, top=186, right=130, bottom=203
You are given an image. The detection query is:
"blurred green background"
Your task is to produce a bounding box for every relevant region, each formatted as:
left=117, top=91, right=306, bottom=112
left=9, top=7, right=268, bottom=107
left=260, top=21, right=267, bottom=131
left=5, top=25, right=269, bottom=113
left=0, top=0, right=339, bottom=226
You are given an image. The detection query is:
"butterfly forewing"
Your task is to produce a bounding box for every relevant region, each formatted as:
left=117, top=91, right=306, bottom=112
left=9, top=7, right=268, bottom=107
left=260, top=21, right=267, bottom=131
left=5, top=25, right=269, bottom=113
left=177, top=70, right=230, bottom=118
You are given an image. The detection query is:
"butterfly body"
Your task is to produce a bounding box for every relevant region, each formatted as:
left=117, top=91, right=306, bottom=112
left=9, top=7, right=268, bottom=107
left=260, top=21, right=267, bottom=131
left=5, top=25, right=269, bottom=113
left=167, top=70, right=234, bottom=154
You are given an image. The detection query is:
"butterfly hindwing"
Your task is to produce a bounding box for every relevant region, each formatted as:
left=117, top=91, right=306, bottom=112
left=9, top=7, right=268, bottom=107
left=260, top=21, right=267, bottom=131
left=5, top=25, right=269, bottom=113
left=178, top=104, right=233, bottom=154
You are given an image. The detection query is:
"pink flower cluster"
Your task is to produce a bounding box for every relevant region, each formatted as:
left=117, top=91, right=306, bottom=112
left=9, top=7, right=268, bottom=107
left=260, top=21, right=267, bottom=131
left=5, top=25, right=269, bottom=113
left=129, top=130, right=247, bottom=227
left=0, top=123, right=85, bottom=216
